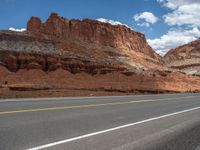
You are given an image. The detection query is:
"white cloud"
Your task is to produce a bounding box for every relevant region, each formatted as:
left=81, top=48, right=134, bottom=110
left=9, top=27, right=26, bottom=32
left=151, top=0, right=200, bottom=55
left=96, top=18, right=132, bottom=30
left=164, top=3, right=200, bottom=27
left=134, top=12, right=158, bottom=26
left=137, top=22, right=150, bottom=27
left=157, top=0, right=200, bottom=9
left=147, top=27, right=200, bottom=55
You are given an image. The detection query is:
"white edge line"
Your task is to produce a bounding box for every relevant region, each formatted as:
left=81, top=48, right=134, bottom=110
left=28, top=106, right=200, bottom=150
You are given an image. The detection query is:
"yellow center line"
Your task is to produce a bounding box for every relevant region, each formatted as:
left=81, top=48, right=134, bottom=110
left=0, top=99, right=157, bottom=116
left=0, top=95, right=197, bottom=116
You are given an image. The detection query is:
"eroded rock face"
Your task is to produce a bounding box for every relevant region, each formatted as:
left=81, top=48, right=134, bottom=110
left=2, top=12, right=200, bottom=93
left=0, top=12, right=164, bottom=74
left=164, top=39, right=200, bottom=75
left=27, top=17, right=42, bottom=32
left=27, top=12, right=160, bottom=60
left=0, top=50, right=127, bottom=74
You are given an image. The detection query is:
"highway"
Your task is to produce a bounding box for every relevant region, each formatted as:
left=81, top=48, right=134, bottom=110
left=0, top=93, right=200, bottom=150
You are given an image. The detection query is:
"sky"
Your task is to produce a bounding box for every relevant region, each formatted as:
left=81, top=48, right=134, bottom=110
left=0, top=0, right=200, bottom=55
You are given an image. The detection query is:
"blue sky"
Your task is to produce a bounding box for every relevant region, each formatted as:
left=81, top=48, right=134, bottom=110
left=0, top=0, right=200, bottom=54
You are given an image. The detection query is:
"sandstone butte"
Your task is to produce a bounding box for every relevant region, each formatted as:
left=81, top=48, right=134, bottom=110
left=0, top=12, right=200, bottom=97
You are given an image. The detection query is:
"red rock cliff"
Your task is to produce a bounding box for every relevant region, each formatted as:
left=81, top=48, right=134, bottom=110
left=27, top=12, right=160, bottom=60
left=1, top=13, right=200, bottom=94
left=0, top=12, right=164, bottom=74
left=164, top=39, right=200, bottom=75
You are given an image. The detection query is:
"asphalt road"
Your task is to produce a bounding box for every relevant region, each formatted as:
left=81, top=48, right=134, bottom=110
left=0, top=93, right=200, bottom=150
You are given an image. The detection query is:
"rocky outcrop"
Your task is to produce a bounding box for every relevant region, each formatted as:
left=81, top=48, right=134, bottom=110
left=0, top=12, right=200, bottom=95
left=0, top=13, right=165, bottom=74
left=0, top=50, right=126, bottom=74
left=164, top=39, right=200, bottom=75
left=27, top=17, right=42, bottom=32
left=27, top=12, right=161, bottom=60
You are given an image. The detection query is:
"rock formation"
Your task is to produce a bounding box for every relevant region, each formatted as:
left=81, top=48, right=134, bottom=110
left=27, top=13, right=161, bottom=59
left=0, top=13, right=200, bottom=96
left=164, top=39, right=200, bottom=76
